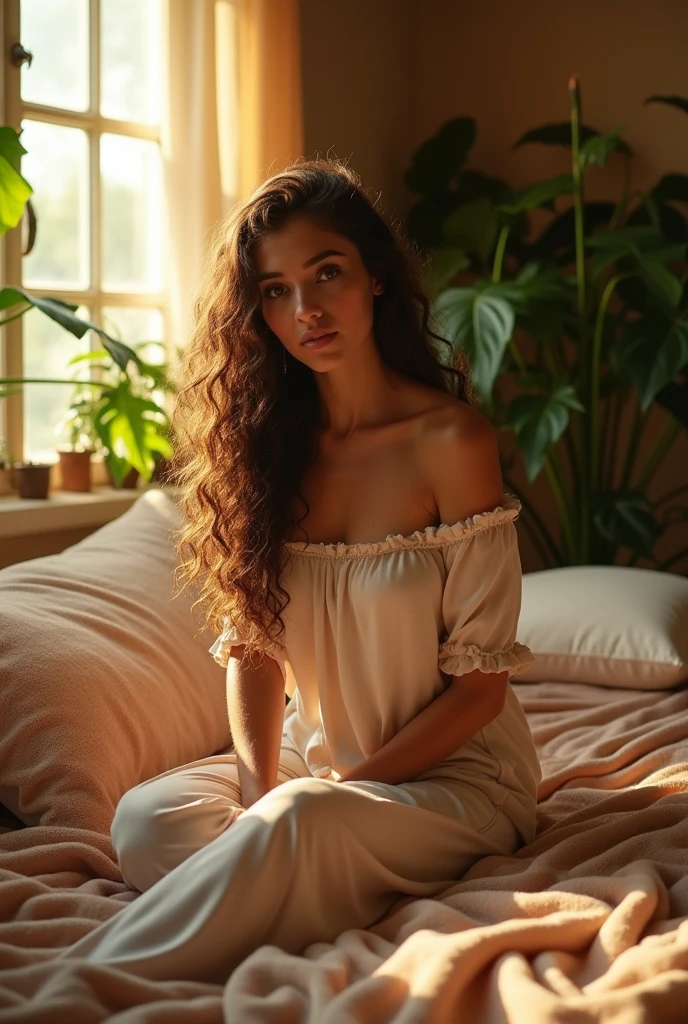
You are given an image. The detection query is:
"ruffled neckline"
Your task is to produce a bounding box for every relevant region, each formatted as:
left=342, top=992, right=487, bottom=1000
left=282, top=491, right=522, bottom=558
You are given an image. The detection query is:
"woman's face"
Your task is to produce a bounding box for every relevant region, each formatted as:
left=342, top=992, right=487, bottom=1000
left=253, top=214, right=383, bottom=370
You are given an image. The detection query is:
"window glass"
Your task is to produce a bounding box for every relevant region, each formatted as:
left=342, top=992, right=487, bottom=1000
left=101, top=133, right=164, bottom=292
left=100, top=0, right=162, bottom=124
left=20, top=0, right=89, bottom=112
left=20, top=120, right=90, bottom=290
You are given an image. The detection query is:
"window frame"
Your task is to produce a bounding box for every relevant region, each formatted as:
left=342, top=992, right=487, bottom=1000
left=1, top=0, right=169, bottom=465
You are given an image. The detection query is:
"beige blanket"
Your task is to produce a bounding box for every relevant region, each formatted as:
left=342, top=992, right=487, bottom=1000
left=1, top=679, right=687, bottom=1023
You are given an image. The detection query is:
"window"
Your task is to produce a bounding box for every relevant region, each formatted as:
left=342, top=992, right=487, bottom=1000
left=1, top=0, right=167, bottom=464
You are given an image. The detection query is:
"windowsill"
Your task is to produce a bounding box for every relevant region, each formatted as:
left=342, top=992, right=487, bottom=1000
left=0, top=483, right=181, bottom=539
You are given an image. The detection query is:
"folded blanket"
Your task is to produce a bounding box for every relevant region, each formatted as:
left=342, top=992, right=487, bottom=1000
left=1, top=679, right=687, bottom=1022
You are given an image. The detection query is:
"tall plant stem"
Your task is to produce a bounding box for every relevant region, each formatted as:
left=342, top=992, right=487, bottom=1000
left=504, top=474, right=561, bottom=565
left=491, top=225, right=511, bottom=284
left=570, top=76, right=589, bottom=562
left=634, top=417, right=682, bottom=491
left=590, top=273, right=633, bottom=494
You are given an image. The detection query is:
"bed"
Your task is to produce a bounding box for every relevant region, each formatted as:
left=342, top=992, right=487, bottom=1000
left=1, top=490, right=687, bottom=1022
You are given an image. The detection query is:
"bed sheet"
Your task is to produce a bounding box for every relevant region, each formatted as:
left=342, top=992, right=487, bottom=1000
left=1, top=678, right=687, bottom=1023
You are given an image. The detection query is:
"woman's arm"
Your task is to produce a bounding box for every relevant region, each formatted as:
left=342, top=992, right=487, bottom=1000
left=336, top=669, right=509, bottom=786
left=226, top=645, right=285, bottom=807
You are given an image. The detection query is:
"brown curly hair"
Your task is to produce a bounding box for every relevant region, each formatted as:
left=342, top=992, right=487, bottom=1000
left=171, top=156, right=474, bottom=667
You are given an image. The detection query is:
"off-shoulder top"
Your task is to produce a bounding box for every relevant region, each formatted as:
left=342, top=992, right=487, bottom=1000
left=209, top=491, right=541, bottom=844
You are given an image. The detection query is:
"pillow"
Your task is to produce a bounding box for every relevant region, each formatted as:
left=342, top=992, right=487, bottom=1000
left=0, top=489, right=231, bottom=834
left=517, top=566, right=688, bottom=689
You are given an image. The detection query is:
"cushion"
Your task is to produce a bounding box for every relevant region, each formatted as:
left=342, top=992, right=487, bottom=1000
left=0, top=489, right=231, bottom=833
left=517, top=566, right=688, bottom=689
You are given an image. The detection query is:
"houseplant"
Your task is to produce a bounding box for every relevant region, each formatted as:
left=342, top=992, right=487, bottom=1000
left=0, top=338, right=176, bottom=491
left=406, top=81, right=688, bottom=571
left=52, top=383, right=104, bottom=492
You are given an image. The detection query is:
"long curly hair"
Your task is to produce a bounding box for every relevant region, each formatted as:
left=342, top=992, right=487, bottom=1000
left=171, top=156, right=474, bottom=666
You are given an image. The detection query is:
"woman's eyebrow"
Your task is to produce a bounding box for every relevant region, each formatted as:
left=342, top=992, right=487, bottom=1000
left=257, top=249, right=346, bottom=282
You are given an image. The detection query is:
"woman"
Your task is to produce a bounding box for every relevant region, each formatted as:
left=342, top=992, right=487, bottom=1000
left=59, top=158, right=541, bottom=984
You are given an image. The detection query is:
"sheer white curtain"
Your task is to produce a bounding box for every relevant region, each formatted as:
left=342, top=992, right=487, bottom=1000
left=161, top=0, right=304, bottom=355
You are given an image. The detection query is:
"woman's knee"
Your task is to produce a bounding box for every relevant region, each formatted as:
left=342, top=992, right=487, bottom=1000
left=111, top=775, right=234, bottom=890
left=260, top=777, right=347, bottom=834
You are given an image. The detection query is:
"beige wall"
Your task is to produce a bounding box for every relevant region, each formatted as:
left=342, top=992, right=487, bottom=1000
left=299, top=0, right=688, bottom=573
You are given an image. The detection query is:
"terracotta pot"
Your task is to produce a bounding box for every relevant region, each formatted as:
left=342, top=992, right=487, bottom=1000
left=13, top=463, right=52, bottom=499
left=57, top=448, right=93, bottom=492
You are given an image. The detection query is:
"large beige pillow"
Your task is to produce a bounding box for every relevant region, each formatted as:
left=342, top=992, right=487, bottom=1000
left=518, top=566, right=688, bottom=689
left=0, top=489, right=230, bottom=833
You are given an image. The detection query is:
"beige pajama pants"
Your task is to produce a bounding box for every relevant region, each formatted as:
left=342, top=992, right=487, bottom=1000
left=58, top=747, right=521, bottom=984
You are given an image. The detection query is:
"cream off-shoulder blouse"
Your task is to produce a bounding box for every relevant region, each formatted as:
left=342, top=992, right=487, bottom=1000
left=210, top=491, right=541, bottom=844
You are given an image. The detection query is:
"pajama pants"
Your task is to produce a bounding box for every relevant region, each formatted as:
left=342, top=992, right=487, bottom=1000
left=57, top=747, right=521, bottom=985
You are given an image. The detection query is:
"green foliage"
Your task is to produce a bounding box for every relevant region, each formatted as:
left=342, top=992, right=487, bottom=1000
left=0, top=127, right=32, bottom=236
left=405, top=86, right=688, bottom=569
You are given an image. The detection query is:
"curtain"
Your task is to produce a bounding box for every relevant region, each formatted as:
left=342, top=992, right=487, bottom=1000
left=161, top=0, right=304, bottom=354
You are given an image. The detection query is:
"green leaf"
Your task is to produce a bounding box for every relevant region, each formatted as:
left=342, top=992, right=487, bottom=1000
left=513, top=122, right=632, bottom=157
left=0, top=127, right=32, bottom=235
left=579, top=124, right=630, bottom=168
left=0, top=286, right=139, bottom=372
left=505, top=385, right=584, bottom=481
left=434, top=284, right=515, bottom=399
left=422, top=245, right=470, bottom=297
left=499, top=174, right=574, bottom=215
left=404, top=117, right=477, bottom=197
left=514, top=122, right=599, bottom=148
left=619, top=311, right=688, bottom=410
left=591, top=490, right=661, bottom=559
left=638, top=259, right=683, bottom=310
left=644, top=94, right=688, bottom=116
left=585, top=226, right=664, bottom=251
left=442, top=198, right=499, bottom=267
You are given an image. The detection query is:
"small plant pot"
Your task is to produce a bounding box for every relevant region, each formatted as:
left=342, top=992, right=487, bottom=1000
left=57, top=448, right=93, bottom=492
left=0, top=465, right=15, bottom=496
left=13, top=463, right=52, bottom=500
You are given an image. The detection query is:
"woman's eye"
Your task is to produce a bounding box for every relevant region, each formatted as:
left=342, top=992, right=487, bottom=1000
left=263, top=264, right=341, bottom=300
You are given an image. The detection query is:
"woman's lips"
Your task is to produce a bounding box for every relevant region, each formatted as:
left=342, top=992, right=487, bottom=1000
left=301, top=331, right=337, bottom=349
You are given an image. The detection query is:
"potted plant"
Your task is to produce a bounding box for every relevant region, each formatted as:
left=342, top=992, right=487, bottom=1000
left=12, top=459, right=51, bottom=499
left=67, top=340, right=177, bottom=489
left=52, top=383, right=105, bottom=492
left=406, top=82, right=688, bottom=571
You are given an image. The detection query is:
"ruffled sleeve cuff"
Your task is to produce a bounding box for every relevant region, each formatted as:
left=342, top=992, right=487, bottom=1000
left=439, top=640, right=535, bottom=679
left=208, top=616, right=242, bottom=668
left=208, top=615, right=286, bottom=671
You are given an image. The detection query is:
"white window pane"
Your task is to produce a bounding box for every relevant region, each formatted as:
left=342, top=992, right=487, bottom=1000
left=21, top=120, right=90, bottom=290
left=23, top=305, right=91, bottom=463
left=20, top=0, right=89, bottom=112
left=101, top=134, right=163, bottom=292
left=100, top=0, right=162, bottom=125
left=102, top=307, right=164, bottom=356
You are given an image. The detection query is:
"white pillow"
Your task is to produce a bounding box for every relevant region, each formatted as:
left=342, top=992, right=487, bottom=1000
left=517, top=566, right=688, bottom=689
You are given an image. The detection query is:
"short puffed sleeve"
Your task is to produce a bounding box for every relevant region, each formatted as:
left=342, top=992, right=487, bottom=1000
left=208, top=615, right=288, bottom=688
left=438, top=499, right=535, bottom=680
